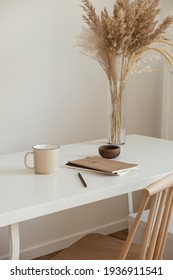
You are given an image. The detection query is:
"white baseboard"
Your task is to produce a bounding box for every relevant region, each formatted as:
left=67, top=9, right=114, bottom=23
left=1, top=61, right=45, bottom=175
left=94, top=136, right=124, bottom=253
left=18, top=218, right=128, bottom=260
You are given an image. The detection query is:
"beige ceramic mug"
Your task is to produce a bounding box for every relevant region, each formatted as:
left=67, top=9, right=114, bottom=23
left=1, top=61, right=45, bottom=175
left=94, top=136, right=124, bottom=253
left=24, top=144, right=60, bottom=174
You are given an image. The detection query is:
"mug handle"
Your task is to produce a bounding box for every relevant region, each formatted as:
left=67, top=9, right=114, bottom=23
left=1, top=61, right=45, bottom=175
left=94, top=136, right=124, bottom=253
left=24, top=152, right=34, bottom=169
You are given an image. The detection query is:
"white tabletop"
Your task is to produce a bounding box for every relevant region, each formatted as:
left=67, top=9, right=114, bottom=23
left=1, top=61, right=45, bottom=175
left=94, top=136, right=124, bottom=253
left=1, top=134, right=173, bottom=228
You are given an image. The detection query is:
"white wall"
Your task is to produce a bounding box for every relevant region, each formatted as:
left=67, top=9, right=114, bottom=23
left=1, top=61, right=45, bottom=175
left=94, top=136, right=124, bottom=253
left=0, top=0, right=109, bottom=154
left=126, top=0, right=173, bottom=138
left=0, top=0, right=172, bottom=152
left=0, top=0, right=172, bottom=259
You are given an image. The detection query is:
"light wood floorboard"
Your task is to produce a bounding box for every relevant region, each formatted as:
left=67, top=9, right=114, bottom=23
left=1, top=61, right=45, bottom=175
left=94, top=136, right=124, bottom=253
left=34, top=229, right=128, bottom=260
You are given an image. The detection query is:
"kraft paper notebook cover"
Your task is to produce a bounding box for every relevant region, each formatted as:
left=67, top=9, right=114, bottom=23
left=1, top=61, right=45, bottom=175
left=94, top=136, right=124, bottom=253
left=66, top=156, right=138, bottom=175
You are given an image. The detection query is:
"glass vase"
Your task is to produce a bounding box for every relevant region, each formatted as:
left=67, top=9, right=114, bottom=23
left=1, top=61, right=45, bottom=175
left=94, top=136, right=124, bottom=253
left=108, top=78, right=126, bottom=145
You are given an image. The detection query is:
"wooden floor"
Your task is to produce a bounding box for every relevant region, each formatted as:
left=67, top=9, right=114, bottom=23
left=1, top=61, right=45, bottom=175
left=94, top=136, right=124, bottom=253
left=34, top=229, right=128, bottom=260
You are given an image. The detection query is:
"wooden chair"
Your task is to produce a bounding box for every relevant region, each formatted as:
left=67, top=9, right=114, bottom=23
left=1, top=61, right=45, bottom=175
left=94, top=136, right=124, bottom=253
left=51, top=173, right=173, bottom=260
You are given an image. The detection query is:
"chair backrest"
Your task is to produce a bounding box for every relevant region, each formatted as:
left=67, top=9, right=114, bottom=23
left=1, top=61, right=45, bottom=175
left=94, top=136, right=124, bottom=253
left=119, top=172, right=173, bottom=260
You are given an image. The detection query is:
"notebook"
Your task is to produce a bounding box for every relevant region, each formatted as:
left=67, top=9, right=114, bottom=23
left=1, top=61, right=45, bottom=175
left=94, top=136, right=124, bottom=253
left=66, top=156, right=138, bottom=175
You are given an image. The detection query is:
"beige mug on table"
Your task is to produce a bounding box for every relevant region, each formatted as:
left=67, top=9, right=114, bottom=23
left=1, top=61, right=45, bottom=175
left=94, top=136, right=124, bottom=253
left=24, top=144, right=60, bottom=174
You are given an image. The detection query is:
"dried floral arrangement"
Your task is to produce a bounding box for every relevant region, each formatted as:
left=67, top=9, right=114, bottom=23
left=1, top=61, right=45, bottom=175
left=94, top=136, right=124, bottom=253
left=77, top=0, right=173, bottom=144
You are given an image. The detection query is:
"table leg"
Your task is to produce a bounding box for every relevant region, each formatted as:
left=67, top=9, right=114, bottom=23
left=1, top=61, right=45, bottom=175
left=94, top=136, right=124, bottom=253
left=8, top=223, right=20, bottom=260
left=128, top=192, right=134, bottom=214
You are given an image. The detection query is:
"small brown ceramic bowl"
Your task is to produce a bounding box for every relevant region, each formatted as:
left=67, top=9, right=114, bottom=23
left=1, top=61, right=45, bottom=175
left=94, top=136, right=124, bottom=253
left=98, top=145, right=120, bottom=159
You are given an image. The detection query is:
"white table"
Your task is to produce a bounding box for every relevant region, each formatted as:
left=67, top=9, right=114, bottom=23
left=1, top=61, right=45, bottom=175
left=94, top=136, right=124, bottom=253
left=1, top=134, right=173, bottom=259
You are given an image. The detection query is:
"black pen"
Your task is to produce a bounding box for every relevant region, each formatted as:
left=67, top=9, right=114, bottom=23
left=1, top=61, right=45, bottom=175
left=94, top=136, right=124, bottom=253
left=78, top=172, right=87, bottom=188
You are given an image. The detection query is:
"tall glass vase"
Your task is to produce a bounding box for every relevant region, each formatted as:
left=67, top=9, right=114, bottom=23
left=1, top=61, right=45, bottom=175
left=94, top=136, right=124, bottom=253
left=108, top=78, right=126, bottom=145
